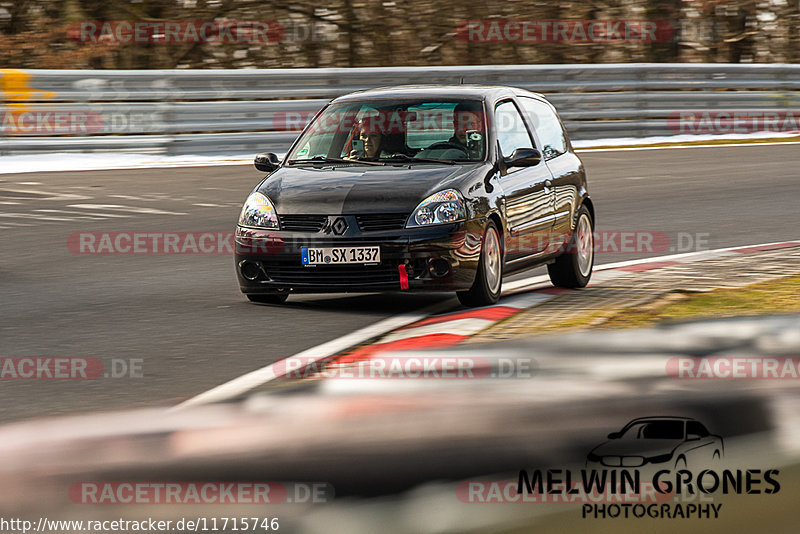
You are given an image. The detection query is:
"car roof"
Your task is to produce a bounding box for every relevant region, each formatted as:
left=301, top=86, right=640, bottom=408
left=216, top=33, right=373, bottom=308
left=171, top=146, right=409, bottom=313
left=625, top=416, right=697, bottom=423
left=331, top=84, right=547, bottom=103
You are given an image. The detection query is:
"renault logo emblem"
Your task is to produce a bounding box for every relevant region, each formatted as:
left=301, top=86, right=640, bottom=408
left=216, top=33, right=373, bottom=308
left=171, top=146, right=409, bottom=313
left=331, top=217, right=348, bottom=235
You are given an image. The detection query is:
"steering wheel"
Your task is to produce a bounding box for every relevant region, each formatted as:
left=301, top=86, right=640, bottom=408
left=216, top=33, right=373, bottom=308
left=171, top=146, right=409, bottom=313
left=424, top=141, right=468, bottom=154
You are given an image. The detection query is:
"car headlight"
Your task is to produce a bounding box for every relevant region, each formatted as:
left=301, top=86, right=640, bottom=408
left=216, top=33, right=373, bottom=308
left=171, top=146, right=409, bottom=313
left=407, top=189, right=466, bottom=228
left=647, top=453, right=674, bottom=464
left=238, top=192, right=279, bottom=229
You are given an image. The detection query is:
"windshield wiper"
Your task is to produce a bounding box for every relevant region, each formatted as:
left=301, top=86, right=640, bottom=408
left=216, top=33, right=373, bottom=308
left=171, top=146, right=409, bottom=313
left=380, top=154, right=457, bottom=165
left=288, top=156, right=385, bottom=166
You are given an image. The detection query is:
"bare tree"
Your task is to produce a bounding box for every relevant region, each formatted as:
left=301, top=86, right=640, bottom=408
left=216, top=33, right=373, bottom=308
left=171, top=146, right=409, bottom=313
left=0, top=0, right=798, bottom=68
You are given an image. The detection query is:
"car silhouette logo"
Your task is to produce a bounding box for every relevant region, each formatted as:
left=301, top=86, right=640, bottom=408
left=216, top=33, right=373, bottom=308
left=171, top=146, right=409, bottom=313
left=586, top=417, right=724, bottom=471
left=332, top=217, right=348, bottom=235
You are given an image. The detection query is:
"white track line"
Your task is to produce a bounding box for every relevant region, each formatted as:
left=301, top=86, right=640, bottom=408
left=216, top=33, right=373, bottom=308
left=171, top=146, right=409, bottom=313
left=2, top=138, right=798, bottom=175
left=499, top=291, right=557, bottom=308
left=34, top=209, right=132, bottom=218
left=176, top=240, right=800, bottom=408
left=68, top=204, right=187, bottom=216
left=503, top=274, right=551, bottom=293
left=0, top=188, right=90, bottom=200
left=0, top=213, right=76, bottom=222
left=174, top=299, right=455, bottom=409
left=379, top=317, right=496, bottom=344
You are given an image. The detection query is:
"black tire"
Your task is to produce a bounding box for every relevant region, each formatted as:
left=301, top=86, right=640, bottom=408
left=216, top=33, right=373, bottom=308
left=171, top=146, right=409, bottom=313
left=246, top=293, right=289, bottom=304
left=547, top=205, right=594, bottom=289
left=457, top=221, right=503, bottom=307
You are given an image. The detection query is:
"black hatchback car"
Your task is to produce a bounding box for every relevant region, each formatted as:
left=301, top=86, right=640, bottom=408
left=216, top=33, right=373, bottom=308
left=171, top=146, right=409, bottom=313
left=235, top=85, right=594, bottom=306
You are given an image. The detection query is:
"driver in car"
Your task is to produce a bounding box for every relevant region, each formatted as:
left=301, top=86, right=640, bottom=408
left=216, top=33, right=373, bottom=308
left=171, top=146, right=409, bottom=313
left=417, top=103, right=485, bottom=159
left=450, top=103, right=484, bottom=148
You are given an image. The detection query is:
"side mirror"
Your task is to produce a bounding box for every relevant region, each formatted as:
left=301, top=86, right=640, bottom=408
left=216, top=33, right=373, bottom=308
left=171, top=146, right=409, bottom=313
left=607, top=432, right=621, bottom=439
left=687, top=433, right=702, bottom=441
left=505, top=147, right=541, bottom=168
left=254, top=152, right=280, bottom=173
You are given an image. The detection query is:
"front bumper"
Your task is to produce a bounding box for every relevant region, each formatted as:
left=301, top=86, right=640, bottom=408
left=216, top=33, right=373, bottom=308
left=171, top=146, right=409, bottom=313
left=234, top=217, right=486, bottom=294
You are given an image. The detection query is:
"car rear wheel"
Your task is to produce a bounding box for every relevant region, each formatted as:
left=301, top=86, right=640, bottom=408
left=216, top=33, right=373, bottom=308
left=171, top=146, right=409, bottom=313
left=246, top=293, right=289, bottom=305
left=547, top=205, right=594, bottom=289
left=457, top=221, right=502, bottom=307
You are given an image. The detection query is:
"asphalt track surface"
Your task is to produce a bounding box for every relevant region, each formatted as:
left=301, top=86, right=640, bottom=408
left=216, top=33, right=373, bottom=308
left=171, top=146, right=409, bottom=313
left=1, top=143, right=798, bottom=423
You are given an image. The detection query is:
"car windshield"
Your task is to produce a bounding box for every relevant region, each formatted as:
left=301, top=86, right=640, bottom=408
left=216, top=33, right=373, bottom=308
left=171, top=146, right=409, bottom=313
left=286, top=99, right=487, bottom=164
left=621, top=421, right=685, bottom=440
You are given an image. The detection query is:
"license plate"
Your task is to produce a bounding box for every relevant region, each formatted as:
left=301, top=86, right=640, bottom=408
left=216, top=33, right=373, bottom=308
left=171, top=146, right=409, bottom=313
left=301, top=246, right=380, bottom=265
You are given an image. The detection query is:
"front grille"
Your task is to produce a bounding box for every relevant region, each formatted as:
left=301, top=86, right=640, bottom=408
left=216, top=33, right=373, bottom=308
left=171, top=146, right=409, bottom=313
left=279, top=215, right=327, bottom=232
left=263, top=262, right=400, bottom=286
left=356, top=213, right=409, bottom=232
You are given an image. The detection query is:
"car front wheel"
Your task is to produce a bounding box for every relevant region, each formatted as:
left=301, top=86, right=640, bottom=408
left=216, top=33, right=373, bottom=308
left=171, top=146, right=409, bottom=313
left=547, top=205, right=594, bottom=288
left=457, top=221, right=503, bottom=307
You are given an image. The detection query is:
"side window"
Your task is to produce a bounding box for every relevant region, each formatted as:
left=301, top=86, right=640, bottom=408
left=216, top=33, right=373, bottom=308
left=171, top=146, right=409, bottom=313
left=494, top=100, right=534, bottom=159
left=519, top=98, right=568, bottom=160
left=687, top=421, right=710, bottom=437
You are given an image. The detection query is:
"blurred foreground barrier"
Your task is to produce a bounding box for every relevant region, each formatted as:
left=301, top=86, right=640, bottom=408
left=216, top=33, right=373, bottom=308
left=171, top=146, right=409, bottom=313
left=1, top=64, right=799, bottom=155
left=0, top=314, right=798, bottom=532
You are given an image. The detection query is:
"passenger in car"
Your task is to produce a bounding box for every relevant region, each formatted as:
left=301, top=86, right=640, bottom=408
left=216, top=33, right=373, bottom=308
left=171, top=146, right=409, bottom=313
left=346, top=119, right=385, bottom=159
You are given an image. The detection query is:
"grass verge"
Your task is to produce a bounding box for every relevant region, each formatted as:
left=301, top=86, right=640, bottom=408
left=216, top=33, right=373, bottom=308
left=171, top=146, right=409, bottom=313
left=597, top=274, right=800, bottom=329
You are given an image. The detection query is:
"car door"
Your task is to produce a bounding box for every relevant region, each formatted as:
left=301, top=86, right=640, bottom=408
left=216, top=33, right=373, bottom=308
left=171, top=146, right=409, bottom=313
left=493, top=99, right=555, bottom=263
left=683, top=421, right=721, bottom=464
left=518, top=97, right=583, bottom=253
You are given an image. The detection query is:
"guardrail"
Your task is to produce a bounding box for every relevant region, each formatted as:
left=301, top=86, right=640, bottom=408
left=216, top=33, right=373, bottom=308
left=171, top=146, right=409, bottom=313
left=2, top=64, right=799, bottom=155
